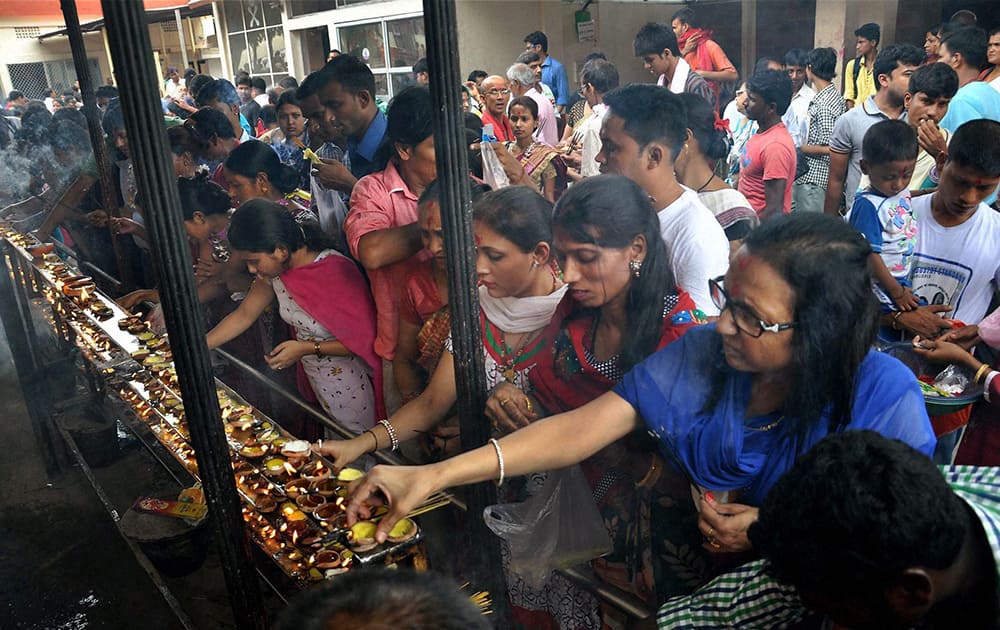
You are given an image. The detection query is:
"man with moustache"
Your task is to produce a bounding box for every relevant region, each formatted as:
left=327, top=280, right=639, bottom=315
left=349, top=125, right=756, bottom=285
left=824, top=44, right=926, bottom=215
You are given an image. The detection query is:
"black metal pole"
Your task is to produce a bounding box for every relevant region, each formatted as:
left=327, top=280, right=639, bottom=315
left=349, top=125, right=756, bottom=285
left=60, top=0, right=132, bottom=292
left=98, top=2, right=265, bottom=628
left=422, top=1, right=511, bottom=625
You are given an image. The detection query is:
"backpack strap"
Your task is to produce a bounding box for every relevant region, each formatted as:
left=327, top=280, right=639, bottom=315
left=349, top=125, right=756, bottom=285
left=852, top=56, right=863, bottom=98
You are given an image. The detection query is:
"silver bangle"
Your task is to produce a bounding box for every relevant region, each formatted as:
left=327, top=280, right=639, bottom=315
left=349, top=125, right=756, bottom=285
left=379, top=419, right=399, bottom=451
left=489, top=438, right=504, bottom=487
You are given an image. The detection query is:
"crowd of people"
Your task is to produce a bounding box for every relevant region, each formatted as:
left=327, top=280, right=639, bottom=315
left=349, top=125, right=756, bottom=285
left=3, top=7, right=1000, bottom=629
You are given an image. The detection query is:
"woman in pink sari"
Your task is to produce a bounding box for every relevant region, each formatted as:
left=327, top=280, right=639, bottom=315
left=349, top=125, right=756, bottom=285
left=206, top=199, right=383, bottom=433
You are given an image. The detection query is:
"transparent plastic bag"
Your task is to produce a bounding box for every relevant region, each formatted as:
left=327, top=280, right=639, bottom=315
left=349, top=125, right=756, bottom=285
left=934, top=363, right=970, bottom=397
left=484, top=465, right=611, bottom=589
left=480, top=142, right=510, bottom=191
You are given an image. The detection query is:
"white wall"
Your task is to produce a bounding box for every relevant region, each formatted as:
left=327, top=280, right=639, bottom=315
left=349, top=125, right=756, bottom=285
left=0, top=28, right=111, bottom=97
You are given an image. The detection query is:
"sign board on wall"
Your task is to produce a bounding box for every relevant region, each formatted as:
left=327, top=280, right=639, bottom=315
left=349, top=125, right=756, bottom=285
left=576, top=11, right=595, bottom=42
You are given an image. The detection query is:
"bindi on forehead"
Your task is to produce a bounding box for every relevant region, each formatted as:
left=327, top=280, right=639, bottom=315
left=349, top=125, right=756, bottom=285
left=474, top=233, right=483, bottom=246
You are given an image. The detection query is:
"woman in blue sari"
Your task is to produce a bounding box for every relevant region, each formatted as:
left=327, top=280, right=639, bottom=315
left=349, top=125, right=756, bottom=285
left=346, top=213, right=936, bottom=588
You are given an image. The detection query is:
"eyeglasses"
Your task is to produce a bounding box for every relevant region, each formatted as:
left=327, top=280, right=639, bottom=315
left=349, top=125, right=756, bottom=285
left=708, top=276, right=797, bottom=338
left=483, top=89, right=510, bottom=97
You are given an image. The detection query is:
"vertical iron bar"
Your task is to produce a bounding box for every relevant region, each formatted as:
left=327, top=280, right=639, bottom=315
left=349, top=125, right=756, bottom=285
left=60, top=0, right=132, bottom=292
left=421, top=1, right=511, bottom=625
left=98, top=2, right=265, bottom=628
left=0, top=246, right=59, bottom=474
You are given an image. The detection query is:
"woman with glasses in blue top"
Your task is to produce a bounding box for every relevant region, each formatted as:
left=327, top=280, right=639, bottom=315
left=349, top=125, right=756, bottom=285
left=348, top=213, right=937, bottom=598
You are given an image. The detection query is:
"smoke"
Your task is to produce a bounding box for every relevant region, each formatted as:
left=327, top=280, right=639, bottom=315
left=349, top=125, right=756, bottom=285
left=0, top=119, right=94, bottom=208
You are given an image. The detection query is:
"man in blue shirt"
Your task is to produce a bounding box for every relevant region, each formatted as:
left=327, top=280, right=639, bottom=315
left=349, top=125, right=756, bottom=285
left=315, top=55, right=388, bottom=190
left=938, top=26, right=1000, bottom=205
left=524, top=31, right=569, bottom=114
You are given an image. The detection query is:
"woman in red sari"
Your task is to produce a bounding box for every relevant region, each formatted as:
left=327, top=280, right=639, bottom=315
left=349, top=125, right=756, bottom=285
left=486, top=175, right=706, bottom=623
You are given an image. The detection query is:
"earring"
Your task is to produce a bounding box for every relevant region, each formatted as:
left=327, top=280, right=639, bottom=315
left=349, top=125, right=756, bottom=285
left=531, top=260, right=539, bottom=269
left=629, top=259, right=642, bottom=278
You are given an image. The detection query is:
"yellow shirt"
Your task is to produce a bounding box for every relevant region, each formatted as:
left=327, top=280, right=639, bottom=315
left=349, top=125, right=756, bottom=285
left=844, top=56, right=876, bottom=108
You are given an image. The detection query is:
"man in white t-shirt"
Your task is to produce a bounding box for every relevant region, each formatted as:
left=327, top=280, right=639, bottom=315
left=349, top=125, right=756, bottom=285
left=893, top=119, right=1000, bottom=339
left=598, top=84, right=730, bottom=314
left=784, top=49, right=816, bottom=147
left=576, top=58, right=619, bottom=179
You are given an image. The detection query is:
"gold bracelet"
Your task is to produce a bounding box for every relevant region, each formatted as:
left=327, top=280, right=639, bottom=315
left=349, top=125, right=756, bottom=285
left=314, top=340, right=322, bottom=357
left=974, top=363, right=992, bottom=384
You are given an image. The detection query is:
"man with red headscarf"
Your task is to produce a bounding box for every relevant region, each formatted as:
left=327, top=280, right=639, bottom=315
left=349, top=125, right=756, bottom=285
left=671, top=7, right=738, bottom=109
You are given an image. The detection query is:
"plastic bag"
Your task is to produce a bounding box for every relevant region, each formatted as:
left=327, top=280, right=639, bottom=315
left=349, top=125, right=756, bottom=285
left=480, top=142, right=510, bottom=191
left=933, top=363, right=970, bottom=397
left=484, top=465, right=611, bottom=589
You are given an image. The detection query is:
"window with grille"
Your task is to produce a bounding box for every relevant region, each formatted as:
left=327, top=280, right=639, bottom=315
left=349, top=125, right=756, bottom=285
left=224, top=0, right=288, bottom=87
left=14, top=27, right=41, bottom=39
left=337, top=15, right=425, bottom=100
left=7, top=59, right=102, bottom=100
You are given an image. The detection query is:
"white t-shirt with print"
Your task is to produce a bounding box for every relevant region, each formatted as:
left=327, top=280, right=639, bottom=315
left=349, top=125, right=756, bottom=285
left=657, top=188, right=730, bottom=315
left=909, top=193, right=1000, bottom=324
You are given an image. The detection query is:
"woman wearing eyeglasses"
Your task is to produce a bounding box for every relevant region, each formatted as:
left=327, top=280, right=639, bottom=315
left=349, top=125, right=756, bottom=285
left=348, top=214, right=936, bottom=581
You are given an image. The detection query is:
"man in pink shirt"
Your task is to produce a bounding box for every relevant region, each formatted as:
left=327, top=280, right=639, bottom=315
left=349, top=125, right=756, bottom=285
left=344, top=87, right=435, bottom=412
left=739, top=69, right=797, bottom=221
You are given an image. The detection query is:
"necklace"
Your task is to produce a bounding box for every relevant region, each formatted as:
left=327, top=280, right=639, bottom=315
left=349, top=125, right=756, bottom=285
left=518, top=141, right=538, bottom=162
left=497, top=328, right=541, bottom=383
left=695, top=172, right=716, bottom=193
left=747, top=415, right=784, bottom=432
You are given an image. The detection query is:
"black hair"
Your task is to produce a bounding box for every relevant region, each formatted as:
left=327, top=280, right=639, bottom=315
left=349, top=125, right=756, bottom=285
left=52, top=106, right=87, bottom=130
left=677, top=92, right=730, bottom=161
left=746, top=68, right=793, bottom=116
left=583, top=51, right=608, bottom=63
left=908, top=62, right=958, bottom=100
left=671, top=7, right=697, bottom=28
left=703, top=213, right=879, bottom=440
left=783, top=48, right=808, bottom=68
left=325, top=55, right=377, bottom=99
left=187, top=106, right=236, bottom=141
left=753, top=56, right=782, bottom=76
left=101, top=98, right=124, bottom=135
left=872, top=44, right=927, bottom=90
left=224, top=141, right=299, bottom=194
left=861, top=119, right=918, bottom=165
left=508, top=95, right=538, bottom=120
left=523, top=31, right=548, bottom=53
left=167, top=124, right=204, bottom=157
left=278, top=76, right=299, bottom=90
left=472, top=187, right=552, bottom=254
left=275, top=88, right=301, bottom=112
left=7, top=90, right=23, bottom=101
left=750, top=431, right=967, bottom=607
left=580, top=59, right=619, bottom=95
left=271, top=568, right=489, bottom=630
left=376, top=85, right=433, bottom=170
left=941, top=27, right=989, bottom=70
left=296, top=71, right=321, bottom=100
left=197, top=78, right=240, bottom=107
left=854, top=22, right=881, bottom=43
left=177, top=173, right=231, bottom=221
left=633, top=22, right=680, bottom=57
left=95, top=85, right=119, bottom=100
left=990, top=26, right=1000, bottom=39
left=553, top=175, right=677, bottom=371
left=235, top=73, right=251, bottom=87
left=187, top=73, right=213, bottom=96
left=266, top=88, right=281, bottom=105
left=603, top=84, right=687, bottom=160
left=251, top=77, right=267, bottom=92
left=949, top=9, right=977, bottom=26
left=806, top=47, right=837, bottom=81
left=228, top=198, right=336, bottom=254
left=48, top=119, right=91, bottom=154
left=328, top=49, right=341, bottom=56
left=927, top=22, right=945, bottom=37
left=412, top=57, right=428, bottom=76
left=418, top=177, right=488, bottom=208
left=467, top=70, right=488, bottom=83
left=183, top=68, right=197, bottom=80
left=949, top=119, right=1000, bottom=178
left=259, top=104, right=277, bottom=127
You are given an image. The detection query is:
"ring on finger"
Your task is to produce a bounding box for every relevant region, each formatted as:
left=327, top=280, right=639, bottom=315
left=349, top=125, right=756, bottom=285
left=707, top=526, right=714, bottom=538
left=709, top=538, right=721, bottom=549
left=499, top=399, right=509, bottom=407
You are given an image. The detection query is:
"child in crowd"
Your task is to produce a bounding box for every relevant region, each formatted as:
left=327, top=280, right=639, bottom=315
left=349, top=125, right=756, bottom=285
left=848, top=120, right=920, bottom=311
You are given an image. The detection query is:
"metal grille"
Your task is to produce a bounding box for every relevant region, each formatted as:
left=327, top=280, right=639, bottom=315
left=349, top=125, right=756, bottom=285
left=6, top=58, right=102, bottom=99
left=14, top=27, right=41, bottom=39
